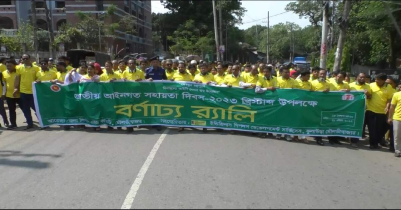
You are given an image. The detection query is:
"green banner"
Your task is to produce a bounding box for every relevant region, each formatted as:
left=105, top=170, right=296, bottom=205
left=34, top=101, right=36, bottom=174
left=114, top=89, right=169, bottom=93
left=33, top=81, right=366, bottom=138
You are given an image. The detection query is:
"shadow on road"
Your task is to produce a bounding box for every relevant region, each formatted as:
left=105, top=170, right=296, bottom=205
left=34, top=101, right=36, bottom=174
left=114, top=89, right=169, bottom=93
left=0, top=151, right=62, bottom=169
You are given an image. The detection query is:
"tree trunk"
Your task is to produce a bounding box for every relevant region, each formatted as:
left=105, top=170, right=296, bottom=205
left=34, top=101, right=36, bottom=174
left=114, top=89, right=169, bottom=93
left=333, top=0, right=352, bottom=72
left=212, top=0, right=220, bottom=61
left=31, top=0, right=39, bottom=62
left=43, top=0, right=55, bottom=58
left=389, top=30, right=396, bottom=69
left=319, top=2, right=329, bottom=69
left=218, top=1, right=224, bottom=61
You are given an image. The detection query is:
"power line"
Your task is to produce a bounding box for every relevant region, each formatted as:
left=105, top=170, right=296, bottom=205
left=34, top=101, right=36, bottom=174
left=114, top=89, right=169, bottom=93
left=241, top=11, right=290, bottom=25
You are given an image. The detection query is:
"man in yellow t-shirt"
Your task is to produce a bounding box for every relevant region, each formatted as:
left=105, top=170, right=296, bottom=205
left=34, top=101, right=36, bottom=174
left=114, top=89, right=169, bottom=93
left=0, top=58, right=6, bottom=73
left=255, top=66, right=277, bottom=93
left=193, top=63, right=215, bottom=84
left=172, top=63, right=193, bottom=82
left=222, top=65, right=244, bottom=87
left=388, top=85, right=401, bottom=157
left=244, top=66, right=260, bottom=86
left=187, top=64, right=200, bottom=77
left=58, top=56, right=73, bottom=72
left=309, top=67, right=320, bottom=81
left=329, top=71, right=350, bottom=92
left=214, top=64, right=226, bottom=85
left=118, top=60, right=128, bottom=74
left=100, top=61, right=122, bottom=82
left=122, top=59, right=145, bottom=81
left=164, top=59, right=176, bottom=80
left=311, top=70, right=331, bottom=92
left=36, top=59, right=57, bottom=82
left=241, top=64, right=251, bottom=78
left=2, top=59, right=21, bottom=129
left=366, top=73, right=395, bottom=149
left=15, top=54, right=39, bottom=130
left=277, top=68, right=297, bottom=89
left=296, top=70, right=312, bottom=91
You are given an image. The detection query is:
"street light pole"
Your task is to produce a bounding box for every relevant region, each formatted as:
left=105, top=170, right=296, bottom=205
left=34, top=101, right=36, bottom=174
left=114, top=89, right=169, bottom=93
left=212, top=0, right=221, bottom=61
left=320, top=1, right=329, bottom=69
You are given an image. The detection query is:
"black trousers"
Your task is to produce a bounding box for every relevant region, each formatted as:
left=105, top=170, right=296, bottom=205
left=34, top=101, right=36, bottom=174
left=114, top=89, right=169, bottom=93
left=389, top=123, right=395, bottom=150
left=366, top=111, right=388, bottom=147
left=0, top=98, right=9, bottom=126
left=6, top=97, right=22, bottom=127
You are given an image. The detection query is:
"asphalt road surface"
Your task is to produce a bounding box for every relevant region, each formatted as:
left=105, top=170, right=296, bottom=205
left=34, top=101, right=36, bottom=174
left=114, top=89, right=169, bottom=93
left=1, top=108, right=401, bottom=209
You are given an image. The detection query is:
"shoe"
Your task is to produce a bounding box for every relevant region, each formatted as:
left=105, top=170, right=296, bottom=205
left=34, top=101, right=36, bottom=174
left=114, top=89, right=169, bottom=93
left=335, top=140, right=343, bottom=145
left=350, top=143, right=358, bottom=148
left=127, top=127, right=134, bottom=133
left=303, top=139, right=309, bottom=144
left=39, top=127, right=48, bottom=130
left=370, top=145, right=379, bottom=150
left=216, top=129, right=223, bottom=132
left=395, top=153, right=401, bottom=158
left=380, top=142, right=389, bottom=147
left=316, top=140, right=325, bottom=146
left=7, top=125, right=17, bottom=130
left=156, top=126, right=162, bottom=131
left=63, top=126, right=71, bottom=131
left=24, top=125, right=34, bottom=130
left=203, top=128, right=207, bottom=133
left=178, top=127, right=184, bottom=132
left=329, top=141, right=335, bottom=145
left=285, top=135, right=293, bottom=141
left=107, top=127, right=113, bottom=131
left=259, top=133, right=267, bottom=138
left=276, top=135, right=282, bottom=140
left=117, top=127, right=122, bottom=131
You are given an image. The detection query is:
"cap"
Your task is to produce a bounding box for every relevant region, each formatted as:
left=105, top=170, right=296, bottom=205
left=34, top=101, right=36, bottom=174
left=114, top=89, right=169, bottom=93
left=267, top=64, right=273, bottom=67
left=149, top=56, right=159, bottom=62
left=49, top=58, right=54, bottom=61
left=190, top=60, right=197, bottom=65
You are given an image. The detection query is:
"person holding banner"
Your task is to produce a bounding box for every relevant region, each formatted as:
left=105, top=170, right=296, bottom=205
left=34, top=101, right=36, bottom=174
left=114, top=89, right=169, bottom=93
left=36, top=59, right=57, bottom=83
left=118, top=60, right=128, bottom=74
left=165, top=59, right=176, bottom=80
left=2, top=59, right=21, bottom=129
left=171, top=63, right=193, bottom=82
left=243, top=66, right=260, bottom=87
left=310, top=69, right=331, bottom=146
left=81, top=64, right=100, bottom=82
left=214, top=64, right=226, bottom=85
left=277, top=67, right=297, bottom=89
left=100, top=61, right=122, bottom=82
left=122, top=59, right=145, bottom=82
left=222, top=65, right=244, bottom=88
left=14, top=54, right=39, bottom=130
left=193, top=63, right=215, bottom=84
left=349, top=73, right=372, bottom=148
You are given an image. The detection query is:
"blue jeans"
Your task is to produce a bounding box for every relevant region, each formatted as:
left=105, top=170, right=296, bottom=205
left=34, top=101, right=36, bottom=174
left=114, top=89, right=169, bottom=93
left=20, top=93, right=36, bottom=126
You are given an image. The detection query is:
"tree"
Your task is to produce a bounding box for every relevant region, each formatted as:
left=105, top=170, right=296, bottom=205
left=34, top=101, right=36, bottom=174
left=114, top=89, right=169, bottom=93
left=285, top=1, right=323, bottom=26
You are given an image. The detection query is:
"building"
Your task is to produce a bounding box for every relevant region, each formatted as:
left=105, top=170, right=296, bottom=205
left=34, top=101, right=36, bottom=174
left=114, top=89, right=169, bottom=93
left=0, top=0, right=153, bottom=56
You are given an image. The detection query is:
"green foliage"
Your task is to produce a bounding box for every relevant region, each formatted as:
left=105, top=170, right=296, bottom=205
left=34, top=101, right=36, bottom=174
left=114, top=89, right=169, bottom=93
left=0, top=21, right=34, bottom=53
left=285, top=0, right=324, bottom=26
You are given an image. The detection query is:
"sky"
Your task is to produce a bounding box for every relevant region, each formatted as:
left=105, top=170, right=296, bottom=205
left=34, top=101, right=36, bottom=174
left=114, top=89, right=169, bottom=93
left=151, top=0, right=311, bottom=30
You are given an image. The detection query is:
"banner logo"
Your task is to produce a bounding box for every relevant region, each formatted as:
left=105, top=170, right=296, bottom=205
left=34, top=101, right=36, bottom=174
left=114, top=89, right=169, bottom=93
left=342, top=94, right=354, bottom=101
left=50, top=85, right=61, bottom=92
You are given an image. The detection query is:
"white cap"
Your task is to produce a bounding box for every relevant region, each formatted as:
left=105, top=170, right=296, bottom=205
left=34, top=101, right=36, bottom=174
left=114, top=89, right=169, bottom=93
left=267, top=64, right=273, bottom=67
left=190, top=60, right=197, bottom=65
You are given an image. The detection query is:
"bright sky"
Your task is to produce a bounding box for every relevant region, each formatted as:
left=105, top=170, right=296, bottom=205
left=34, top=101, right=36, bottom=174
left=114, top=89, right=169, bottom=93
left=151, top=0, right=311, bottom=30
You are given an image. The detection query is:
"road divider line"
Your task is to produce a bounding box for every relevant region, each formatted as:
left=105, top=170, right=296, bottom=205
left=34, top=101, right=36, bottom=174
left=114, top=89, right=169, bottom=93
left=121, top=129, right=170, bottom=209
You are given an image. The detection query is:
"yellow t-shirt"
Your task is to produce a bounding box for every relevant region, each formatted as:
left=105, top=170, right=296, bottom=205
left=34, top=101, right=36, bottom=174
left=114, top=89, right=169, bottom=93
left=165, top=70, right=176, bottom=80
left=296, top=79, right=312, bottom=91
left=311, top=80, right=331, bottom=91
left=256, top=77, right=277, bottom=88
left=36, top=70, right=57, bottom=82
left=349, top=82, right=372, bottom=94
left=329, top=77, right=336, bottom=84
left=16, top=65, right=40, bottom=94
left=172, top=72, right=193, bottom=82
left=214, top=73, right=226, bottom=85
left=187, top=69, right=200, bottom=77
left=277, top=77, right=297, bottom=89
left=309, top=75, right=318, bottom=82
left=367, top=83, right=394, bottom=114
left=244, top=74, right=260, bottom=85
left=0, top=64, right=6, bottom=73
left=49, top=66, right=57, bottom=73
left=99, top=71, right=122, bottom=82
left=223, top=74, right=244, bottom=87
left=122, top=69, right=145, bottom=81
left=241, top=71, right=249, bottom=78
left=57, top=72, right=67, bottom=82
left=194, top=73, right=215, bottom=83
left=330, top=81, right=350, bottom=91
left=391, top=92, right=401, bottom=121
left=2, top=70, right=19, bottom=98
left=66, top=65, right=73, bottom=72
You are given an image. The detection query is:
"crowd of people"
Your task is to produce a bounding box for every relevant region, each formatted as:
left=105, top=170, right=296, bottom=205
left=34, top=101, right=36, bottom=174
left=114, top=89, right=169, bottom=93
left=0, top=54, right=401, bottom=157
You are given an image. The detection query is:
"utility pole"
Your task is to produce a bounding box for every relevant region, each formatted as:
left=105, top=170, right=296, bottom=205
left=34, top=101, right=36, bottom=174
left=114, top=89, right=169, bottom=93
left=218, top=1, right=224, bottom=61
left=212, top=0, right=221, bottom=61
left=320, top=1, right=329, bottom=69
left=44, top=0, right=55, bottom=58
left=333, top=0, right=352, bottom=72
left=226, top=23, right=228, bottom=61
left=266, top=11, right=270, bottom=64
left=31, top=0, right=39, bottom=63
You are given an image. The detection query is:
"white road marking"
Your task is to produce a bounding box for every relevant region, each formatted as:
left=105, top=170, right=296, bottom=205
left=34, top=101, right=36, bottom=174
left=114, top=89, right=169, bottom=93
left=121, top=129, right=170, bottom=209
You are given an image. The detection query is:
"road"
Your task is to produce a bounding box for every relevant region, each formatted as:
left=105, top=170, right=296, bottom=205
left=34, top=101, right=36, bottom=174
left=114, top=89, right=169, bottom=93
left=0, top=108, right=401, bottom=209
